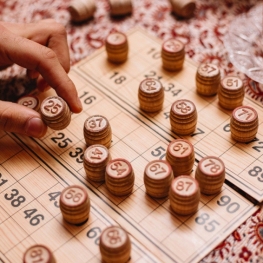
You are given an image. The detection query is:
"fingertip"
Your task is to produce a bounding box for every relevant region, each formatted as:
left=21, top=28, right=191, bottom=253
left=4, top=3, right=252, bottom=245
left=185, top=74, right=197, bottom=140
left=25, top=117, right=47, bottom=138
left=0, top=101, right=47, bottom=138
left=52, top=80, right=83, bottom=114
left=37, top=76, right=82, bottom=114
left=71, top=97, right=83, bottom=113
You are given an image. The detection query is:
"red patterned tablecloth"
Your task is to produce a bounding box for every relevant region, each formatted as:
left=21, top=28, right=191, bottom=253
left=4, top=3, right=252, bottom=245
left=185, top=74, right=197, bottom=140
left=1, top=0, right=263, bottom=262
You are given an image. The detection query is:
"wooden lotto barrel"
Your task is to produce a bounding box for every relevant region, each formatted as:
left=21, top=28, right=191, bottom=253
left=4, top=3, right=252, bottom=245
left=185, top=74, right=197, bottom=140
left=138, top=78, right=164, bottom=112
left=230, top=105, right=258, bottom=142
left=68, top=0, right=96, bottom=22
left=100, top=225, right=131, bottom=263
left=83, top=115, right=112, bottom=148
left=83, top=144, right=111, bottom=182
left=169, top=0, right=196, bottom=18
left=218, top=76, right=244, bottom=110
left=109, top=0, right=132, bottom=16
left=195, top=156, right=225, bottom=195
left=105, top=32, right=129, bottom=63
left=166, top=139, right=195, bottom=177
left=105, top=158, right=135, bottom=196
left=144, top=160, right=173, bottom=198
left=23, top=244, right=56, bottom=263
left=196, top=63, right=221, bottom=96
left=17, top=95, right=40, bottom=111
left=170, top=99, right=197, bottom=135
left=60, top=185, right=90, bottom=225
left=40, top=96, right=71, bottom=130
left=162, top=38, right=185, bottom=71
left=169, top=175, right=200, bottom=215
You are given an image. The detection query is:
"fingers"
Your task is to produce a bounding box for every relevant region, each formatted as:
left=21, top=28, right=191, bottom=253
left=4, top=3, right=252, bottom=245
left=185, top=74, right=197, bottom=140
left=37, top=19, right=71, bottom=73
left=0, top=101, right=47, bottom=138
left=37, top=76, right=50, bottom=92
left=0, top=20, right=70, bottom=73
left=0, top=24, right=82, bottom=113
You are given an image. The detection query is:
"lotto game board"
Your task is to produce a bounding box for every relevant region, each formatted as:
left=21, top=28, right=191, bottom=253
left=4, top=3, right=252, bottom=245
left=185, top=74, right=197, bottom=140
left=0, top=28, right=261, bottom=263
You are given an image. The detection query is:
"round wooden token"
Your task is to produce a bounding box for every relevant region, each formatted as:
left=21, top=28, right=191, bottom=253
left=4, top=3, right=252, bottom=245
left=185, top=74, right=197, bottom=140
left=60, top=185, right=87, bottom=208
left=23, top=244, right=56, bottom=263
left=221, top=76, right=243, bottom=92
left=162, top=39, right=185, bottom=71
left=105, top=158, right=134, bottom=196
left=166, top=139, right=195, bottom=176
left=169, top=175, right=200, bottom=215
left=138, top=78, right=164, bottom=112
left=84, top=115, right=108, bottom=131
left=170, top=99, right=197, bottom=135
left=106, top=32, right=127, bottom=47
left=109, top=0, right=132, bottom=16
left=105, top=32, right=128, bottom=63
left=218, top=76, right=244, bottom=110
left=195, top=156, right=225, bottom=195
left=40, top=96, right=71, bottom=130
left=84, top=144, right=111, bottom=182
left=163, top=39, right=184, bottom=54
left=41, top=96, right=64, bottom=119
left=60, top=185, right=90, bottom=224
left=197, top=63, right=220, bottom=79
left=196, top=63, right=221, bottom=96
left=83, top=115, right=112, bottom=148
left=68, top=0, right=96, bottom=22
left=139, top=78, right=163, bottom=94
left=144, top=160, right=173, bottom=198
left=17, top=95, right=40, bottom=111
left=169, top=0, right=196, bottom=18
left=171, top=99, right=195, bottom=116
left=230, top=105, right=258, bottom=142
left=100, top=225, right=131, bottom=263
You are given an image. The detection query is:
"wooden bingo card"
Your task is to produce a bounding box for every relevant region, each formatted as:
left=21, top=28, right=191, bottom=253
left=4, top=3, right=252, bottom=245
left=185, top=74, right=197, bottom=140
left=0, top=29, right=261, bottom=263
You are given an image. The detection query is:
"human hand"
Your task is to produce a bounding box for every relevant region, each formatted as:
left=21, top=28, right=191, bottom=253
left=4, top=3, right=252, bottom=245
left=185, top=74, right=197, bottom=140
left=0, top=19, right=82, bottom=138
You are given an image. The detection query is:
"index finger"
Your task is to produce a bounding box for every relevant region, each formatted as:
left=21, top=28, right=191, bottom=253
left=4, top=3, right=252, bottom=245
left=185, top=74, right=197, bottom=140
left=0, top=20, right=71, bottom=73
left=0, top=25, right=82, bottom=113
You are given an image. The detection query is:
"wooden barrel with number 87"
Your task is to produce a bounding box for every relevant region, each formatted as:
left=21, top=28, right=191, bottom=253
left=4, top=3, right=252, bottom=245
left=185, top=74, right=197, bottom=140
left=169, top=175, right=200, bottom=215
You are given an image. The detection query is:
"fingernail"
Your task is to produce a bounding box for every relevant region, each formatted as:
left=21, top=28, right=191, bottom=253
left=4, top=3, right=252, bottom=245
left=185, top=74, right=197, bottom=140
left=73, top=96, right=83, bottom=113
left=26, top=117, right=47, bottom=138
left=77, top=97, right=83, bottom=112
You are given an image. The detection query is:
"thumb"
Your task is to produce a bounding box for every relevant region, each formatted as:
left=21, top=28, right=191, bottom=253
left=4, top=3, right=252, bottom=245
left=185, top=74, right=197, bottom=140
left=0, top=101, right=47, bottom=138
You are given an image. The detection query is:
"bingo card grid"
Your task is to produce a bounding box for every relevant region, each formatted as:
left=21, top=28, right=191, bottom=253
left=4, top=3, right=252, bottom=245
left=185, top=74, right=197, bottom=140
left=0, top=28, right=259, bottom=263
left=0, top=130, right=159, bottom=263
left=74, top=28, right=263, bottom=203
